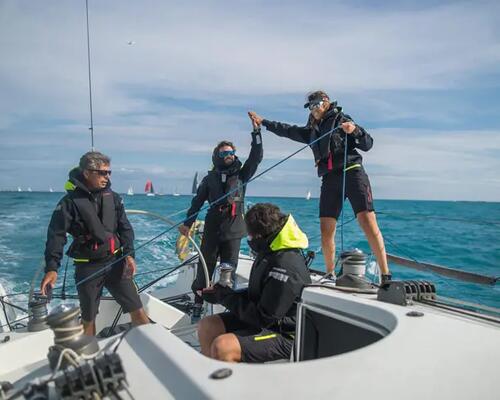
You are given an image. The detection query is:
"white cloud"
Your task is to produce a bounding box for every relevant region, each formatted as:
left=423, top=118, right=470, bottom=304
left=0, top=1, right=499, bottom=200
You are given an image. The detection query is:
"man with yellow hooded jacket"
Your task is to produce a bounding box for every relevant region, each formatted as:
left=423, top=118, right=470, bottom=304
left=197, top=203, right=311, bottom=363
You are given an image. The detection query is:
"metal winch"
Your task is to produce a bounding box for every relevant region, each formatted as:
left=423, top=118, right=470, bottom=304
left=46, top=304, right=99, bottom=370
left=336, top=249, right=376, bottom=290
left=27, top=293, right=50, bottom=332
left=213, top=263, right=235, bottom=288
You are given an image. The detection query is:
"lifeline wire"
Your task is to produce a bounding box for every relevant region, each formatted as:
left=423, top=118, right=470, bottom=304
left=340, top=128, right=349, bottom=253
left=70, top=125, right=344, bottom=291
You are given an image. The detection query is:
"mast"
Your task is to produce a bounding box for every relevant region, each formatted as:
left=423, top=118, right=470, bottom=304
left=85, top=0, right=95, bottom=150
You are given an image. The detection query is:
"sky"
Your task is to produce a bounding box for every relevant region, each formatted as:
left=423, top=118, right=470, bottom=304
left=0, top=0, right=499, bottom=201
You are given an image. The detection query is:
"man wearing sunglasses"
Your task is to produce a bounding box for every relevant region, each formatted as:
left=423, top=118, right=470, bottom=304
left=248, top=91, right=391, bottom=282
left=179, top=116, right=263, bottom=321
left=41, top=151, right=149, bottom=335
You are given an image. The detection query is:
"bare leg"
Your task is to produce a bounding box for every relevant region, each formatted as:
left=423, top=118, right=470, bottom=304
left=129, top=308, right=149, bottom=326
left=197, top=315, right=226, bottom=357
left=210, top=333, right=242, bottom=362
left=320, top=217, right=337, bottom=274
left=356, top=211, right=389, bottom=275
left=82, top=320, right=96, bottom=336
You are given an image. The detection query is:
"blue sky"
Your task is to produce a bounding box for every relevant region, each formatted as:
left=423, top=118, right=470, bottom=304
left=1, top=0, right=499, bottom=200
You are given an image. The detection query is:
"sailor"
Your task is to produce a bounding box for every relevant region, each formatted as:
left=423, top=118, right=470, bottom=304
left=40, top=151, right=149, bottom=336
left=197, top=203, right=311, bottom=362
left=179, top=116, right=263, bottom=321
left=249, top=91, right=391, bottom=281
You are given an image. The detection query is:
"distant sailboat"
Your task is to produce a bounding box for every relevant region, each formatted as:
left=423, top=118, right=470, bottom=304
left=49, top=187, right=54, bottom=193
left=172, top=187, right=180, bottom=197
left=191, top=172, right=199, bottom=195
left=17, top=187, right=22, bottom=192
left=145, top=180, right=155, bottom=197
left=306, top=190, right=311, bottom=200
left=27, top=187, right=32, bottom=192
left=127, top=186, right=134, bottom=196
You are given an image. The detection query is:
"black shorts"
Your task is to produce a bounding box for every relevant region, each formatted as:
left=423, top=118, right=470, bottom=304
left=74, top=256, right=143, bottom=322
left=319, top=166, right=374, bottom=219
left=219, top=312, right=293, bottom=363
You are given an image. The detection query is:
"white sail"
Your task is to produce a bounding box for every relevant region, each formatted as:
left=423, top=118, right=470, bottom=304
left=127, top=186, right=134, bottom=196
left=306, top=190, right=311, bottom=200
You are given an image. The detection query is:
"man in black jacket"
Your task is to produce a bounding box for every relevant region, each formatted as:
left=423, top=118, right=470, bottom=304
left=179, top=119, right=263, bottom=320
left=40, top=151, right=149, bottom=336
left=197, top=203, right=311, bottom=363
left=249, top=91, right=391, bottom=280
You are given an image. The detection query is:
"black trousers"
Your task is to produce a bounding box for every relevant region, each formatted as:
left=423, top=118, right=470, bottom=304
left=192, top=234, right=241, bottom=304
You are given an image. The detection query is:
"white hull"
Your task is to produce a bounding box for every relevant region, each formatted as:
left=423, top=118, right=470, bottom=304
left=1, top=254, right=499, bottom=399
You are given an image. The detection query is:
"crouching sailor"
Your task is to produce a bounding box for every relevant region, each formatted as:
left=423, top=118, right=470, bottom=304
left=40, top=151, right=149, bottom=336
left=198, top=203, right=311, bottom=363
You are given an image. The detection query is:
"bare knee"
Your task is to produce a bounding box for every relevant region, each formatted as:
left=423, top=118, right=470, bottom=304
left=210, top=335, right=241, bottom=362
left=320, top=218, right=337, bottom=237
left=357, top=211, right=378, bottom=230
left=198, top=315, right=225, bottom=342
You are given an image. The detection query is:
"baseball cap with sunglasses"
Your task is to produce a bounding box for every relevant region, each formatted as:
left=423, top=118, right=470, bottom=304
left=304, top=91, right=329, bottom=109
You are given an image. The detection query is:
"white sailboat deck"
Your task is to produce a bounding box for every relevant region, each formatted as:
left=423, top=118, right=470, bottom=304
left=1, top=257, right=499, bottom=399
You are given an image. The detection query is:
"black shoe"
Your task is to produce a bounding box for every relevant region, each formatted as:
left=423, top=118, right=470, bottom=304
left=381, top=274, right=392, bottom=285
left=191, top=303, right=203, bottom=324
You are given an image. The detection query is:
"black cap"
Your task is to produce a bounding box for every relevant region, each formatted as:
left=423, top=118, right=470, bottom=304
left=304, top=91, right=329, bottom=108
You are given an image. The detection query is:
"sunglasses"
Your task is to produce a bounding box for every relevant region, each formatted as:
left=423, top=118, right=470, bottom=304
left=308, top=101, right=324, bottom=111
left=218, top=150, right=236, bottom=158
left=88, top=169, right=112, bottom=177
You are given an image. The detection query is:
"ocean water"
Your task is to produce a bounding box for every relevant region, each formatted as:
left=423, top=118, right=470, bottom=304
left=0, top=192, right=498, bottom=311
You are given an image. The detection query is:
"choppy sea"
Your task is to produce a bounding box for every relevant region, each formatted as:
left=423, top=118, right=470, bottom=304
left=0, top=192, right=498, bottom=310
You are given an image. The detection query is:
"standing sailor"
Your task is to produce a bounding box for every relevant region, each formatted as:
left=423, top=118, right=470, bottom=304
left=40, top=151, right=149, bottom=336
left=249, top=91, right=391, bottom=281
left=179, top=117, right=263, bottom=321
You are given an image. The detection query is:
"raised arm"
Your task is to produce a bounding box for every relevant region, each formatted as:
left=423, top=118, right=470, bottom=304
left=239, top=128, right=264, bottom=183
left=248, top=111, right=310, bottom=144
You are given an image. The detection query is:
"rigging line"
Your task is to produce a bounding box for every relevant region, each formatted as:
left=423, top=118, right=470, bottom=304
left=61, top=257, right=70, bottom=300
left=0, top=298, right=27, bottom=314
left=85, top=0, right=94, bottom=150
left=70, top=125, right=345, bottom=290
left=107, top=257, right=196, bottom=335
left=1, top=298, right=13, bottom=331
left=383, top=235, right=470, bottom=294
left=340, top=129, right=349, bottom=253
left=305, top=215, right=357, bottom=244
left=0, top=315, right=29, bottom=331
left=133, top=254, right=198, bottom=277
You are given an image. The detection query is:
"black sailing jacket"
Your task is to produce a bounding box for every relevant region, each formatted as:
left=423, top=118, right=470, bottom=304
left=184, top=130, right=263, bottom=241
left=216, top=216, right=311, bottom=334
left=44, top=169, right=134, bottom=272
left=262, top=104, right=373, bottom=177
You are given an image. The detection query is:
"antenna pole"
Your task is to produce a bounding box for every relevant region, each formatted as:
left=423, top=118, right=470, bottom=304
left=85, top=0, right=94, bottom=150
